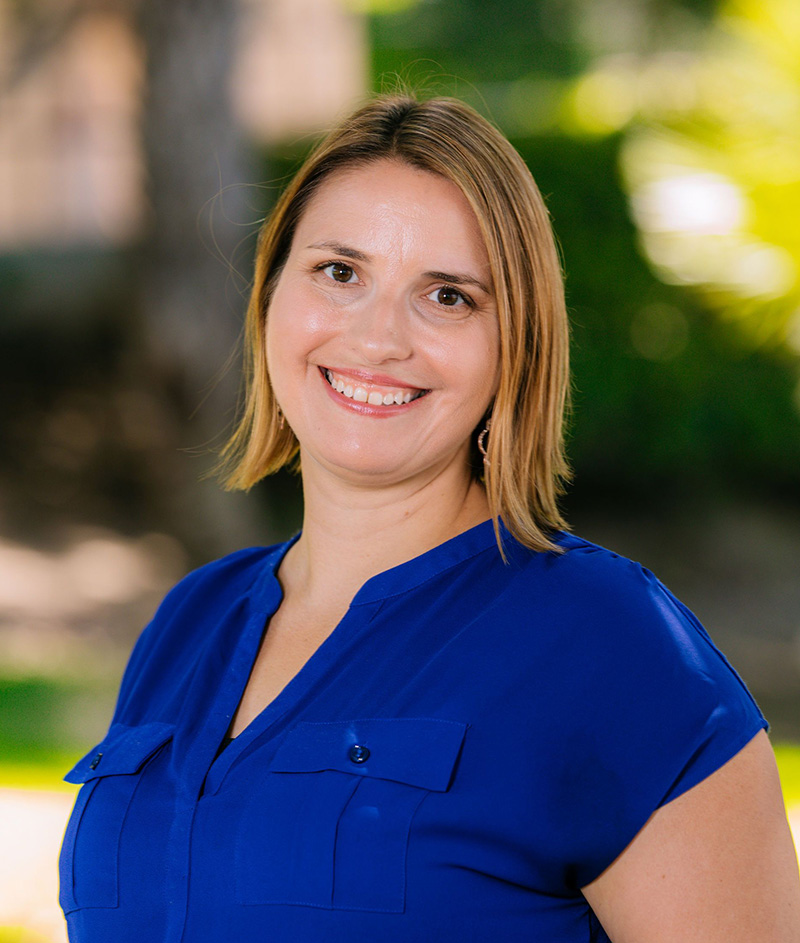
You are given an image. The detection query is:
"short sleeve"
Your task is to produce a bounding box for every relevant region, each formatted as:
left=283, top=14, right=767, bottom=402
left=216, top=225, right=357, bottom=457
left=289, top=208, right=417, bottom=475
left=538, top=550, right=768, bottom=889
left=644, top=569, right=768, bottom=807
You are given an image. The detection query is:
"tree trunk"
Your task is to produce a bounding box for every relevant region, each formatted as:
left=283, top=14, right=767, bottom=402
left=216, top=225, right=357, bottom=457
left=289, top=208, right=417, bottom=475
left=134, top=0, right=271, bottom=559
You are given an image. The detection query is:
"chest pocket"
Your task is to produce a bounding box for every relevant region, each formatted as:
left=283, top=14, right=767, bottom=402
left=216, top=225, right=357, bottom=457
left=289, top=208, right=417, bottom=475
left=235, top=716, right=467, bottom=913
left=59, top=722, right=174, bottom=916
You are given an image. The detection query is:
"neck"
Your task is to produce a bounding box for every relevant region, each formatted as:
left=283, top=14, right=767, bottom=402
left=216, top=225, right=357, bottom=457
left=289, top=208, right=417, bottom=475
left=279, top=454, right=490, bottom=612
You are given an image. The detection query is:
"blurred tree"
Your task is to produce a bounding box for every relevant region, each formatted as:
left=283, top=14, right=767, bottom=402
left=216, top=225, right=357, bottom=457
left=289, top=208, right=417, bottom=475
left=134, top=0, right=267, bottom=555
left=366, top=0, right=719, bottom=95
left=612, top=0, right=800, bottom=350
left=518, top=134, right=800, bottom=507
left=0, top=0, right=269, bottom=557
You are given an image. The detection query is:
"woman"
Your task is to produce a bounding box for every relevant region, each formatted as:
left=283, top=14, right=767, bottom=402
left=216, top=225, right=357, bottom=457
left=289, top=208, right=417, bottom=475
left=59, top=95, right=800, bottom=942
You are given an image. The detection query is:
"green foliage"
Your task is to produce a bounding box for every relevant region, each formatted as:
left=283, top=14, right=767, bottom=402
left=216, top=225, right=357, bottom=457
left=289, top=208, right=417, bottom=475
left=578, top=0, right=800, bottom=349
left=369, top=0, right=720, bottom=95
left=368, top=0, right=588, bottom=104
left=516, top=134, right=800, bottom=501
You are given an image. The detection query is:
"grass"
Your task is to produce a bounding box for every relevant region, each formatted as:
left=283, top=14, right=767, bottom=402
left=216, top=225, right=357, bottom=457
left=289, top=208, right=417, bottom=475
left=0, top=759, right=80, bottom=793
left=774, top=743, right=800, bottom=807
left=0, top=928, right=52, bottom=943
left=0, top=673, right=116, bottom=787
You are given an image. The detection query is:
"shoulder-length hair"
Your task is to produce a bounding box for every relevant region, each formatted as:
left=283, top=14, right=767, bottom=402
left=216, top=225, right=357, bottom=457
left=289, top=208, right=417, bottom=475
left=219, top=94, right=571, bottom=554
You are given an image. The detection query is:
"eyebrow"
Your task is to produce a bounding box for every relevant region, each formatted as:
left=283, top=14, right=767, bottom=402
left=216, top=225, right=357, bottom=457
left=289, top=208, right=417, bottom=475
left=307, top=242, right=493, bottom=296
left=425, top=270, right=493, bottom=296
left=307, top=241, right=370, bottom=262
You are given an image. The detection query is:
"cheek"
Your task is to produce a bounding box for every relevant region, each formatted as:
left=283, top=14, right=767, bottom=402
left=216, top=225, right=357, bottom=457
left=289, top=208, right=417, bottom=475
left=470, top=339, right=501, bottom=412
left=266, top=287, right=322, bottom=373
left=264, top=310, right=287, bottom=383
left=445, top=325, right=500, bottom=402
left=481, top=319, right=501, bottom=390
left=484, top=329, right=501, bottom=392
left=264, top=303, right=306, bottom=403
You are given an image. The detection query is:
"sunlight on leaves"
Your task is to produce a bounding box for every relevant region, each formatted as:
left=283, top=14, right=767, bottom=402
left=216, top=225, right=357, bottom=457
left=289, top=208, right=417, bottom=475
left=563, top=0, right=800, bottom=362
left=345, top=0, right=422, bottom=14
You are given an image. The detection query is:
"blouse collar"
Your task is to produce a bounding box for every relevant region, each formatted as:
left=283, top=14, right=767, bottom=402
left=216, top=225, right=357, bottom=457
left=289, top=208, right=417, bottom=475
left=249, top=517, right=506, bottom=611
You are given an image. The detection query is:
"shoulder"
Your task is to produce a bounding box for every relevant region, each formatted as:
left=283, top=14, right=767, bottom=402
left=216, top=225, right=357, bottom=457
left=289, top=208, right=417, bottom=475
left=111, top=542, right=287, bottom=720
left=497, top=532, right=768, bottom=886
left=502, top=529, right=754, bottom=704
left=153, top=544, right=282, bottom=618
left=133, top=543, right=281, bottom=646
left=500, top=528, right=766, bottom=789
left=500, top=529, right=681, bottom=633
left=504, top=528, right=649, bottom=587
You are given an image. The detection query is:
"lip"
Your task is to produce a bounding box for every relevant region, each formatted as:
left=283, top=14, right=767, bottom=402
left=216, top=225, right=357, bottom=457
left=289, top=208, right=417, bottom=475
left=318, top=367, right=429, bottom=416
left=317, top=365, right=428, bottom=392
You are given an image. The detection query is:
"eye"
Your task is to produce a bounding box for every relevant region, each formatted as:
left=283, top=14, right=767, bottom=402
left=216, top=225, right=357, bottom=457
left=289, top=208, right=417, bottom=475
left=428, top=286, right=471, bottom=308
left=320, top=261, right=357, bottom=283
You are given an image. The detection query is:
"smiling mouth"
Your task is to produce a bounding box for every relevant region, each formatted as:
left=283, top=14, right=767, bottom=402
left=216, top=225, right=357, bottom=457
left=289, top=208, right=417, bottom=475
left=321, top=368, right=430, bottom=406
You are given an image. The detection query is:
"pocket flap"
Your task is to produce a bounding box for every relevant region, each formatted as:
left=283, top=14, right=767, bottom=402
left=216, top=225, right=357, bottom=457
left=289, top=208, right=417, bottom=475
left=64, top=721, right=175, bottom=784
left=269, top=717, right=467, bottom=792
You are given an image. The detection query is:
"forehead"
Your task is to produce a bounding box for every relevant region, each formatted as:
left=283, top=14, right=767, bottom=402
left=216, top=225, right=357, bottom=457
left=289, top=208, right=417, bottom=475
left=293, top=159, right=489, bottom=268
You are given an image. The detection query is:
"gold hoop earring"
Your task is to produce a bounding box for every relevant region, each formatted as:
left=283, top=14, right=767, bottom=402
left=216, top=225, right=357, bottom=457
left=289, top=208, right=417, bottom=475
left=477, top=418, right=491, bottom=466
left=277, top=405, right=285, bottom=431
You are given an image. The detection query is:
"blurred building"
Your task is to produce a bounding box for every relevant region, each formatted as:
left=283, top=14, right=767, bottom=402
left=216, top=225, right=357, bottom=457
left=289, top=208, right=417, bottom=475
left=0, top=0, right=367, bottom=251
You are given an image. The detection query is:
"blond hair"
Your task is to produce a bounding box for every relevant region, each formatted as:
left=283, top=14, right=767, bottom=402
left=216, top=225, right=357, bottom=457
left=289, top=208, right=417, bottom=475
left=220, top=95, right=571, bottom=553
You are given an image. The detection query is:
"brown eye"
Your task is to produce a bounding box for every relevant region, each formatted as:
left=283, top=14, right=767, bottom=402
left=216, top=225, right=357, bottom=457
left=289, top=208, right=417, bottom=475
left=324, top=262, right=356, bottom=283
left=437, top=287, right=464, bottom=306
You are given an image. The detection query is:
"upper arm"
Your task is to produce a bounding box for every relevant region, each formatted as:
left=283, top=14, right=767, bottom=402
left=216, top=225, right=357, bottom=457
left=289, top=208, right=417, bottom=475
left=581, top=731, right=800, bottom=942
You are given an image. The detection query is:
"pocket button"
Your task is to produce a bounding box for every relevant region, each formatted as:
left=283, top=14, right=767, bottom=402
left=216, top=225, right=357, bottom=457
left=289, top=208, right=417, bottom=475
left=348, top=743, right=370, bottom=764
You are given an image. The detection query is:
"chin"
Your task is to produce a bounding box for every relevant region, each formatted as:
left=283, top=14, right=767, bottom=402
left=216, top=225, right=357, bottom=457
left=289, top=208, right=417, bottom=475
left=310, top=446, right=429, bottom=485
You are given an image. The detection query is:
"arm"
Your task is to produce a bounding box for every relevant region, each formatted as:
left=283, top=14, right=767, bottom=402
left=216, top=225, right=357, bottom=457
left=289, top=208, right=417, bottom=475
left=582, top=731, right=800, bottom=942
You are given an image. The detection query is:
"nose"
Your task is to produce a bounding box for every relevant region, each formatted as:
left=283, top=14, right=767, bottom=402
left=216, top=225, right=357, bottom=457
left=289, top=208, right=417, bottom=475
left=345, top=290, right=413, bottom=364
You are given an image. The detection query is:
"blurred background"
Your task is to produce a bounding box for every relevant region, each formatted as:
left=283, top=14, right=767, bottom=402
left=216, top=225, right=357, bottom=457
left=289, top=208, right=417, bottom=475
left=0, top=0, right=799, bottom=939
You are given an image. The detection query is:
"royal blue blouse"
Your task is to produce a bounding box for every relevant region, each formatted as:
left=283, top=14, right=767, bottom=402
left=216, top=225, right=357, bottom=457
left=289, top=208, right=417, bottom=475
left=59, top=520, right=767, bottom=942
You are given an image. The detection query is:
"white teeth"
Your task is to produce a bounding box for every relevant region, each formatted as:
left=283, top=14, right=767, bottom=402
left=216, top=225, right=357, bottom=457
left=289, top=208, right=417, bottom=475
left=323, top=368, right=426, bottom=406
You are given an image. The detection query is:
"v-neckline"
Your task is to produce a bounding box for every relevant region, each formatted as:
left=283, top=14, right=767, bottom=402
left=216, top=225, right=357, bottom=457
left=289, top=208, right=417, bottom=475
left=203, top=600, right=383, bottom=794
left=199, top=517, right=505, bottom=793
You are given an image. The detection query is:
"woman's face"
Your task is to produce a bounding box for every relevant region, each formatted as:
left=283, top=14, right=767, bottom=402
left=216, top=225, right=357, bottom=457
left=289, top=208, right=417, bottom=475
left=266, top=158, right=500, bottom=487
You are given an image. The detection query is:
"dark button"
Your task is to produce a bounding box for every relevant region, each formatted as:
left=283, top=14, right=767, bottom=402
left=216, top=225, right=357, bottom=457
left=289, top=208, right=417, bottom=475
left=348, top=743, right=370, bottom=764
left=89, top=752, right=103, bottom=770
